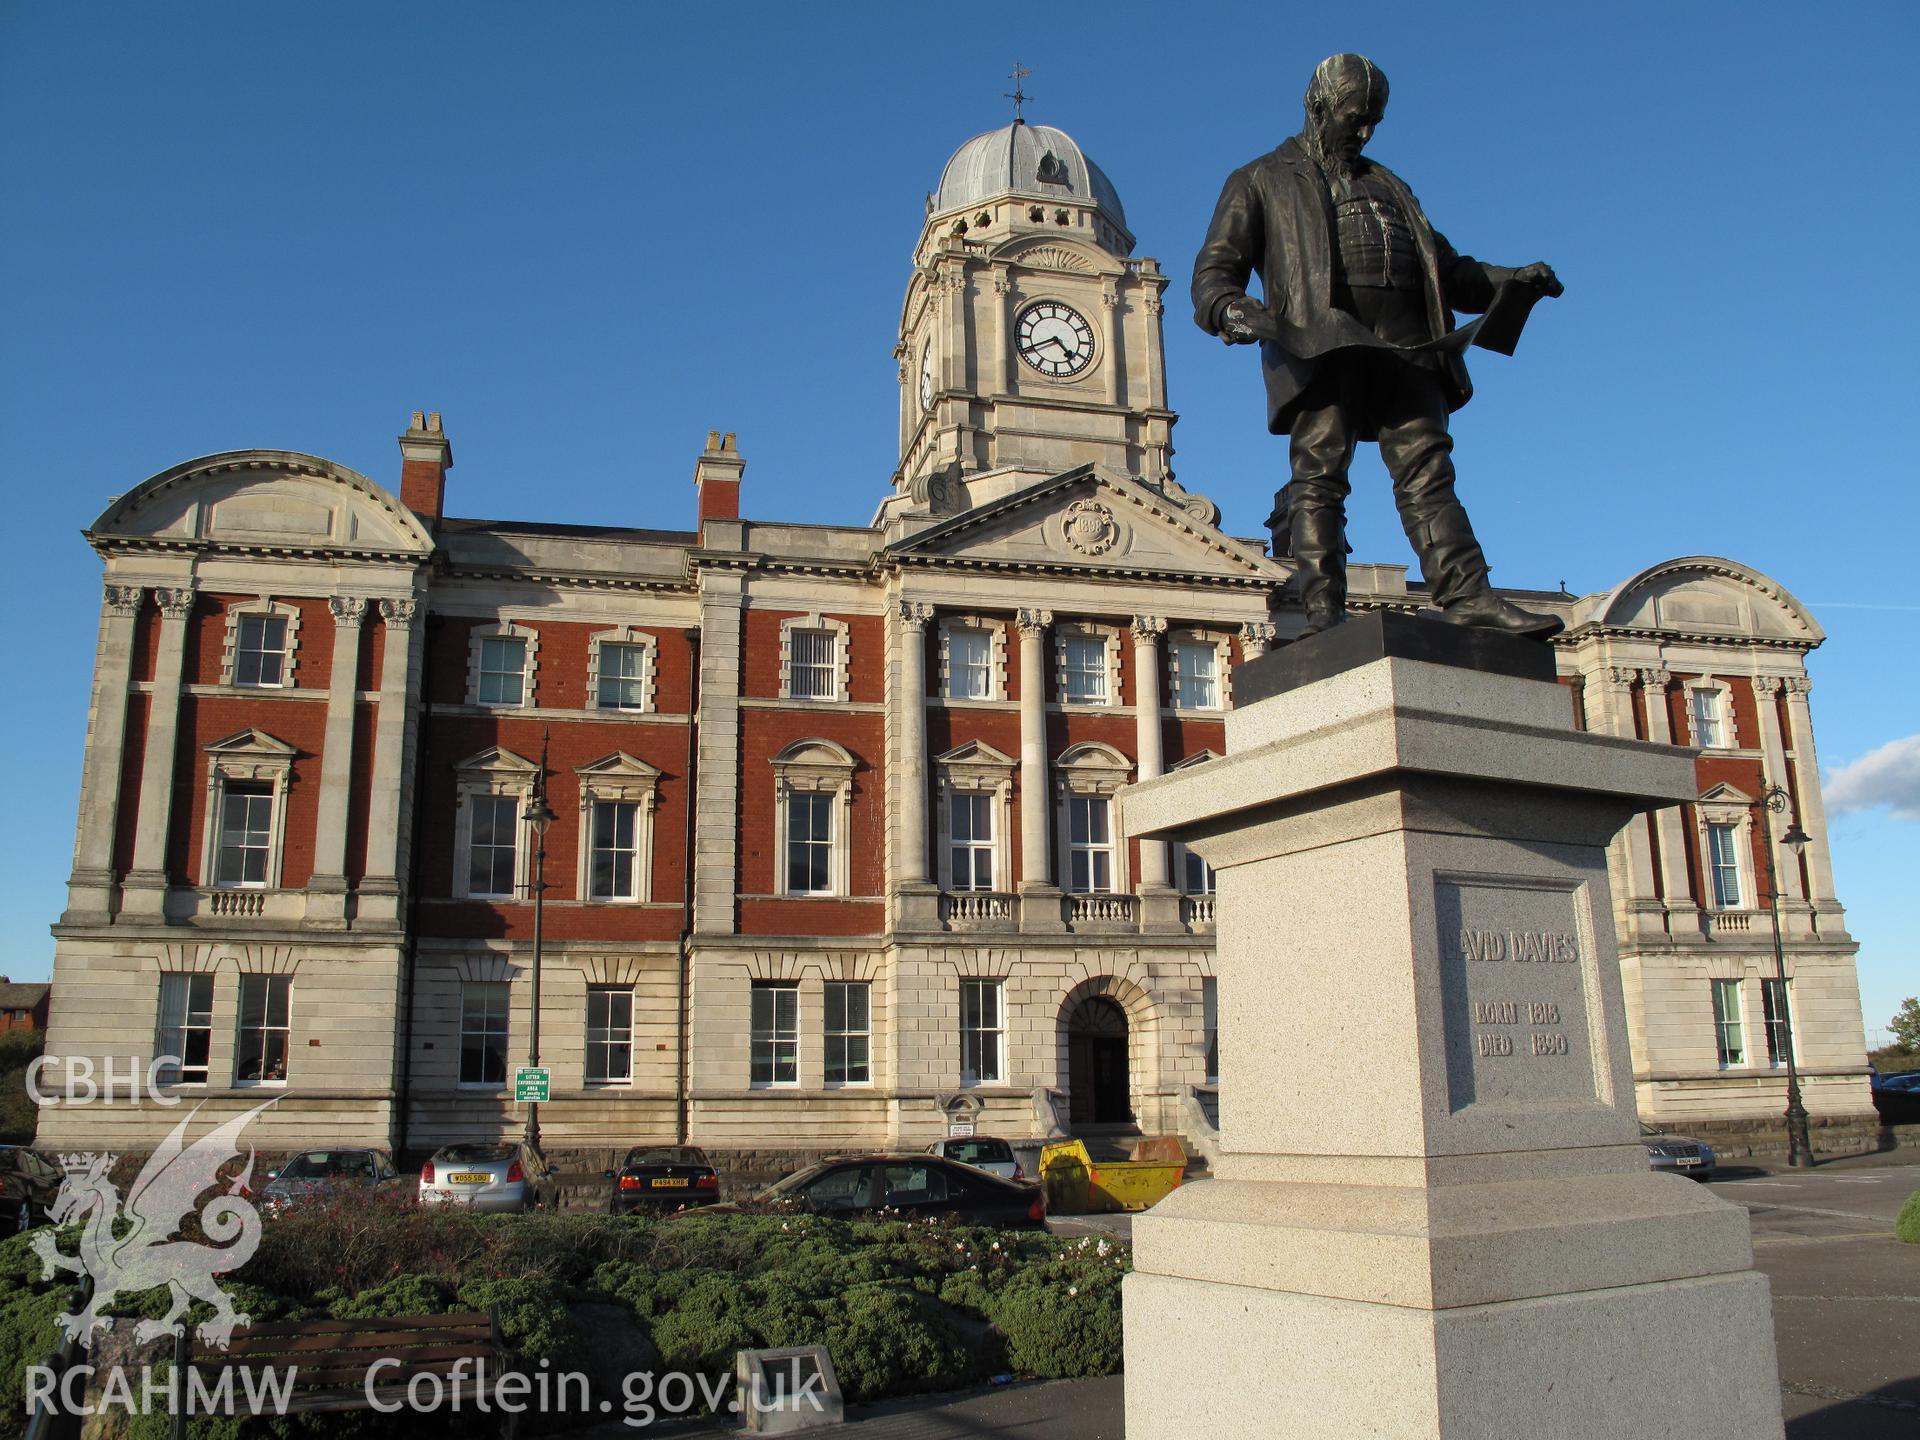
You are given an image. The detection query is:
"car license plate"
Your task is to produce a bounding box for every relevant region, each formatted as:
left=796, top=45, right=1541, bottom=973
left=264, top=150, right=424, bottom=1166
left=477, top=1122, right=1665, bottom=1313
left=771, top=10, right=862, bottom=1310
left=1675, top=1158, right=1700, bottom=1167
left=652, top=1177, right=689, bottom=1188
left=449, top=1172, right=491, bottom=1185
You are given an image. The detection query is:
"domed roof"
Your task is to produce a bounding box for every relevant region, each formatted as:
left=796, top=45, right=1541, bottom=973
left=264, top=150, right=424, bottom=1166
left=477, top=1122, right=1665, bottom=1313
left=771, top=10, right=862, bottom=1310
left=933, top=122, right=1126, bottom=228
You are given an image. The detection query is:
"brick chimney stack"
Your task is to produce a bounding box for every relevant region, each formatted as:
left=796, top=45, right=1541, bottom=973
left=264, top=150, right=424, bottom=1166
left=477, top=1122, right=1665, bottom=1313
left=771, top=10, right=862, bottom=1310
left=398, top=410, right=453, bottom=528
left=693, top=430, right=743, bottom=534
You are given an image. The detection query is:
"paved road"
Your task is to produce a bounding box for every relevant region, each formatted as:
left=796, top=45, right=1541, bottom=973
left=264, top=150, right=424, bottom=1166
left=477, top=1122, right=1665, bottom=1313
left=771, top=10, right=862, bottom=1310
left=1725, top=1157, right=1920, bottom=1436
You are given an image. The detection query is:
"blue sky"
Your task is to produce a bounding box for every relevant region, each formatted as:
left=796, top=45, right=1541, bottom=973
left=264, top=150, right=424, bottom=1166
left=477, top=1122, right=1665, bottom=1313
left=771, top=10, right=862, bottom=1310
left=2, top=2, right=1914, bottom=1038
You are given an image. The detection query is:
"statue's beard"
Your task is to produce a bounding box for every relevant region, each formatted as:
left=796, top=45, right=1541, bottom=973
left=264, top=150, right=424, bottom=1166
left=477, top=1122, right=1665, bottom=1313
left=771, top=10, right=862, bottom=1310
left=1305, top=121, right=1363, bottom=183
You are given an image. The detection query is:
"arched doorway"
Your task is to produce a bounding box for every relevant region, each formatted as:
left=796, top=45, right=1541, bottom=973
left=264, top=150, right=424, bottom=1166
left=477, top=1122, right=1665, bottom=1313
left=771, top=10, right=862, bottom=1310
left=1066, top=995, right=1133, bottom=1125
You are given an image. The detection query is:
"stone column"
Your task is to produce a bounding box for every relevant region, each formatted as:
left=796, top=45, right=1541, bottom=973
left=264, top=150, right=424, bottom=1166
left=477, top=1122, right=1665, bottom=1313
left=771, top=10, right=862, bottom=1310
left=121, top=582, right=196, bottom=916
left=1238, top=620, right=1276, bottom=664
left=1015, top=609, right=1063, bottom=931
left=1121, top=614, right=1784, bottom=1440
left=358, top=596, right=418, bottom=923
left=306, top=595, right=369, bottom=927
left=1588, top=668, right=1660, bottom=921
left=1099, top=282, right=1122, bottom=407
left=1132, top=615, right=1178, bottom=932
left=941, top=265, right=974, bottom=471
left=1747, top=675, right=1802, bottom=908
left=1143, top=285, right=1170, bottom=412
left=64, top=582, right=144, bottom=921
left=988, top=270, right=1012, bottom=394
left=1636, top=667, right=1700, bottom=927
left=1781, top=677, right=1839, bottom=905
left=893, top=600, right=940, bottom=930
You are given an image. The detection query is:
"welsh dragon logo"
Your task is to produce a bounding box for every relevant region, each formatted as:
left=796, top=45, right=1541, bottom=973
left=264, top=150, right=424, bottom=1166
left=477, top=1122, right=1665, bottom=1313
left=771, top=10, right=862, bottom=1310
left=33, top=1099, right=277, bottom=1348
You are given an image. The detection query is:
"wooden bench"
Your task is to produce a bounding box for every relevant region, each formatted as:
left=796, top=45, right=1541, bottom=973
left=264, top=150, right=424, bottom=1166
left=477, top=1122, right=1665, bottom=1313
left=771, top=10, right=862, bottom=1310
left=169, top=1308, right=520, bottom=1438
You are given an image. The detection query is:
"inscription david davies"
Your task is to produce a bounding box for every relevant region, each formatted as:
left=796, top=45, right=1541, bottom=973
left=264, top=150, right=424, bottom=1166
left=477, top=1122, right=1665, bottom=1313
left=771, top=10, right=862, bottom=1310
left=1437, top=878, right=1597, bottom=1113
left=1454, top=929, right=1579, bottom=964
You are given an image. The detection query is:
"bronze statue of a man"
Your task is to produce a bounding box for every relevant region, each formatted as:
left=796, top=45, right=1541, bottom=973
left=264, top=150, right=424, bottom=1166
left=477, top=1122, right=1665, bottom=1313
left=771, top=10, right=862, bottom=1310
left=1193, top=53, right=1565, bottom=638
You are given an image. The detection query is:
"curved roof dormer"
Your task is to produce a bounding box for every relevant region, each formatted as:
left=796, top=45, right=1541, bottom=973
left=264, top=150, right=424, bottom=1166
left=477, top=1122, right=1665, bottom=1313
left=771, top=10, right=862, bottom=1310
left=87, top=449, right=436, bottom=559
left=1594, top=556, right=1823, bottom=645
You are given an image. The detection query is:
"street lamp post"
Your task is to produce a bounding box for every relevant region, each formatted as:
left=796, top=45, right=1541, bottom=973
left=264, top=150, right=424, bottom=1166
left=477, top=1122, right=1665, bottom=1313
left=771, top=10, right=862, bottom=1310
left=523, top=730, right=556, bottom=1156
left=1757, top=784, right=1814, bottom=1168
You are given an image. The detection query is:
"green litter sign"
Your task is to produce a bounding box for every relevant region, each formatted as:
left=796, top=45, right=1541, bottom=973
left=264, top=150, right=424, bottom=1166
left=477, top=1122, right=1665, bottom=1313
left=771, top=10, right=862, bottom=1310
left=513, top=1066, right=551, bottom=1102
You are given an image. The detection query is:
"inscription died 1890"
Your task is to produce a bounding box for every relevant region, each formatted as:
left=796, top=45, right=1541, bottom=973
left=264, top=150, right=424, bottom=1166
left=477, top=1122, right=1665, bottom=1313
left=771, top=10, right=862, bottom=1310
left=1437, top=879, right=1598, bottom=1112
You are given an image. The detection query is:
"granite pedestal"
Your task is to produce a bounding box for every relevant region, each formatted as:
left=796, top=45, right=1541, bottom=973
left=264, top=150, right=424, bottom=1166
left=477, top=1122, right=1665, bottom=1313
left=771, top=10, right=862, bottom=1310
left=1119, top=614, right=1784, bottom=1440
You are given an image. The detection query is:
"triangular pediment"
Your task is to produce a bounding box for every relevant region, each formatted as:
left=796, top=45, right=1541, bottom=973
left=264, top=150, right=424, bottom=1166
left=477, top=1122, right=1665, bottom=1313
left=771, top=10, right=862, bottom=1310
left=204, top=728, right=296, bottom=758
left=885, top=465, right=1281, bottom=586
left=935, top=739, right=1017, bottom=770
left=577, top=751, right=663, bottom=782
left=455, top=746, right=539, bottom=775
left=1699, top=782, right=1755, bottom=806
left=1168, top=748, right=1222, bottom=772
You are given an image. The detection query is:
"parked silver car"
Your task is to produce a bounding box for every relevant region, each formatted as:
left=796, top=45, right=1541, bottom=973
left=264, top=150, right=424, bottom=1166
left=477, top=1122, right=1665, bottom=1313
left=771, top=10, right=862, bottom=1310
left=925, top=1135, right=1024, bottom=1181
left=259, top=1148, right=404, bottom=1215
left=418, top=1143, right=553, bottom=1212
left=1640, top=1123, right=1716, bottom=1180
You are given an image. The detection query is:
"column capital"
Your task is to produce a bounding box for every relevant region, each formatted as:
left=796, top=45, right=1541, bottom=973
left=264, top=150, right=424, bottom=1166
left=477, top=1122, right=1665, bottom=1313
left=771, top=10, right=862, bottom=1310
left=153, top=584, right=196, bottom=619
left=102, top=582, right=144, bottom=617
left=1604, top=665, right=1639, bottom=688
left=379, top=596, right=420, bottom=630
left=1748, top=674, right=1786, bottom=698
left=1636, top=667, right=1671, bottom=689
left=330, top=594, right=370, bottom=628
left=1016, top=608, right=1053, bottom=636
left=896, top=599, right=935, bottom=631
left=1130, top=614, right=1167, bottom=640
left=1784, top=676, right=1814, bottom=697
left=1239, top=621, right=1276, bottom=659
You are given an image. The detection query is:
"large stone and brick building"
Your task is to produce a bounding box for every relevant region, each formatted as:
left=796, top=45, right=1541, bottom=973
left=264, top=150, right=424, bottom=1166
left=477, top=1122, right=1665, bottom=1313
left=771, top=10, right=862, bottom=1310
left=39, top=120, right=1874, bottom=1164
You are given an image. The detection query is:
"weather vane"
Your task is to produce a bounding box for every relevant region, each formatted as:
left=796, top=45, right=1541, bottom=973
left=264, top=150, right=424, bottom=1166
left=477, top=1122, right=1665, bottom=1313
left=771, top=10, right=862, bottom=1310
left=1005, top=63, right=1032, bottom=124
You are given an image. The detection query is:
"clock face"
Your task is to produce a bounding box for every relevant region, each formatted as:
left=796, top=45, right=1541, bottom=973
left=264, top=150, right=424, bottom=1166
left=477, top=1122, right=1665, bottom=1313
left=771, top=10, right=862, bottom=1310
left=919, top=342, right=934, bottom=411
left=1016, top=301, right=1095, bottom=378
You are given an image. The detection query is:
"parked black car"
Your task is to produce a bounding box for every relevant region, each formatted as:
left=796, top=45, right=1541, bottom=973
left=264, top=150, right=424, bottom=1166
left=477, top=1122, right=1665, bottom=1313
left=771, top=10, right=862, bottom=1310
left=1639, top=1123, right=1716, bottom=1180
left=607, top=1145, right=721, bottom=1213
left=0, top=1147, right=63, bottom=1232
left=677, top=1152, right=1045, bottom=1227
left=1871, top=1070, right=1920, bottom=1125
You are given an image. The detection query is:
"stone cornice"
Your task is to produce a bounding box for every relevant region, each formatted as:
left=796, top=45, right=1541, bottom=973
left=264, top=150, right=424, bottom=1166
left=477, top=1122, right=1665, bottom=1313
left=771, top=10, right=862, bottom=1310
left=1555, top=621, right=1817, bottom=654
left=89, top=534, right=432, bottom=567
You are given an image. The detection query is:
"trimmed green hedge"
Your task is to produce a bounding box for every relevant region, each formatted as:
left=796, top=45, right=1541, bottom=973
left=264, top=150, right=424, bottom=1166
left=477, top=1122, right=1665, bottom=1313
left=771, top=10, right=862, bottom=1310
left=1897, top=1189, right=1920, bottom=1245
left=0, top=1198, right=1130, bottom=1435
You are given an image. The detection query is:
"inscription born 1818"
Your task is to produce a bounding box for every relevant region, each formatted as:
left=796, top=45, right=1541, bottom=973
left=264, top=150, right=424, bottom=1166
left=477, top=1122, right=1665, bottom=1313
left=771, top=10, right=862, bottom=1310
left=1436, top=879, right=1597, bottom=1112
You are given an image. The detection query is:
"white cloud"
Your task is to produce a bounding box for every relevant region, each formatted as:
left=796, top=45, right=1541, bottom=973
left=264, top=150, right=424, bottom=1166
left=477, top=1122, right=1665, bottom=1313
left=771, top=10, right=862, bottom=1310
left=1825, top=735, right=1920, bottom=819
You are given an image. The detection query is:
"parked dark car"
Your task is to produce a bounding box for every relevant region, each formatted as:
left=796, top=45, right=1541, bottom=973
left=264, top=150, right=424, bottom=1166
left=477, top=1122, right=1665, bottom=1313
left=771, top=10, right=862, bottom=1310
left=1640, top=1123, right=1716, bottom=1180
left=606, top=1145, right=720, bottom=1213
left=258, top=1149, right=407, bottom=1215
left=676, top=1152, right=1045, bottom=1227
left=0, top=1147, right=64, bottom=1232
left=1870, top=1071, right=1920, bottom=1125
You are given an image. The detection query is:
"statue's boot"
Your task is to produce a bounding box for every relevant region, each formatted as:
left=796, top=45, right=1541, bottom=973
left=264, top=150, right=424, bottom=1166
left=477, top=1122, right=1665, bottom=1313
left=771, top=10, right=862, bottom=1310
left=1289, top=504, right=1349, bottom=637
left=1407, top=499, right=1565, bottom=640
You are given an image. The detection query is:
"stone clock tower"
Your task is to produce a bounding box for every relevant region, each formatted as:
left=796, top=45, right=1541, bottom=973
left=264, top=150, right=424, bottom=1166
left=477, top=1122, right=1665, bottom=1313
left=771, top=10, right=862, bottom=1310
left=882, top=119, right=1210, bottom=527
